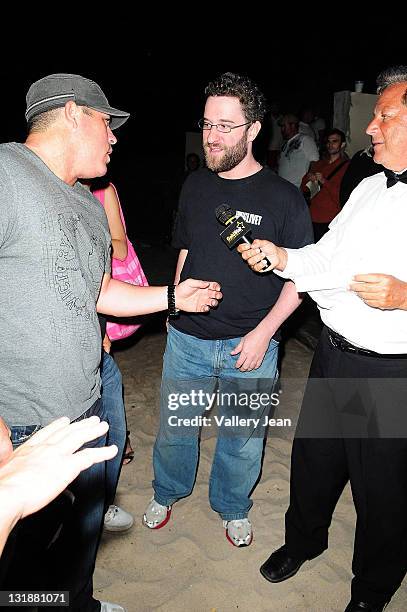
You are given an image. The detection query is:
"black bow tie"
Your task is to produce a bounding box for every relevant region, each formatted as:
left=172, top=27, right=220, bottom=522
left=384, top=168, right=407, bottom=188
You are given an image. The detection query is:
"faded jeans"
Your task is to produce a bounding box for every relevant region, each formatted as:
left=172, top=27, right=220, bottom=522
left=153, top=326, right=278, bottom=520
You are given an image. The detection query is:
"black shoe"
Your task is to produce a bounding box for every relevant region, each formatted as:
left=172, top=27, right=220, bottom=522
left=344, top=599, right=389, bottom=611
left=259, top=545, right=306, bottom=583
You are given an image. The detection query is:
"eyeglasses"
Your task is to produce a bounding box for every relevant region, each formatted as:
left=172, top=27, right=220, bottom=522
left=198, top=119, right=251, bottom=133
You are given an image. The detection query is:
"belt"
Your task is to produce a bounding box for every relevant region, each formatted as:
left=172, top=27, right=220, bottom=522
left=326, top=328, right=407, bottom=359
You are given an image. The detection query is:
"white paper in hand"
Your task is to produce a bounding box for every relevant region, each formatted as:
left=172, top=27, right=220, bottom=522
left=306, top=180, right=320, bottom=199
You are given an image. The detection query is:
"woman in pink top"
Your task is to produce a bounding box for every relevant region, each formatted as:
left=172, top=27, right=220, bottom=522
left=92, top=181, right=141, bottom=533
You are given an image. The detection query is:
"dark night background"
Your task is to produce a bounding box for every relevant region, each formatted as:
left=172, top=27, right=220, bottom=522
left=0, top=22, right=404, bottom=246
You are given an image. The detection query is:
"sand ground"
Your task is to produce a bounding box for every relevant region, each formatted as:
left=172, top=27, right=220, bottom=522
left=94, top=331, right=407, bottom=612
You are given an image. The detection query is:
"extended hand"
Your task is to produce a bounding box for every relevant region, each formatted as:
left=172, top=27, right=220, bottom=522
left=230, top=329, right=272, bottom=371
left=0, top=416, right=117, bottom=520
left=350, top=274, right=407, bottom=310
left=237, top=239, right=287, bottom=273
left=175, top=280, right=222, bottom=312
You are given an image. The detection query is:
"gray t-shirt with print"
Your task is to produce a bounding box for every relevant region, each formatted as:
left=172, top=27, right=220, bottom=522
left=0, top=143, right=111, bottom=426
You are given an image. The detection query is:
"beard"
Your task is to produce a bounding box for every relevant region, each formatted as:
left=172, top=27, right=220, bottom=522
left=204, top=132, right=248, bottom=173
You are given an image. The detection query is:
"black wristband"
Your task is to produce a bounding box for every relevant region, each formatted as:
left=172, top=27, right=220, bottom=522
left=167, top=285, right=180, bottom=317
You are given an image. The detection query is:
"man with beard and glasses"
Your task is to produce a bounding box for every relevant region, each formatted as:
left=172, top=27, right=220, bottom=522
left=143, top=72, right=313, bottom=547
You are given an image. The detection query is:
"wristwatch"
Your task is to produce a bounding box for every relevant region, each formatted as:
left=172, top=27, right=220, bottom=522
left=167, top=285, right=180, bottom=317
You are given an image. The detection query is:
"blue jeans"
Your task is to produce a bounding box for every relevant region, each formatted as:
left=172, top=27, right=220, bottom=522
left=100, top=350, right=127, bottom=508
left=153, top=326, right=279, bottom=520
left=61, top=399, right=107, bottom=611
left=10, top=424, right=41, bottom=448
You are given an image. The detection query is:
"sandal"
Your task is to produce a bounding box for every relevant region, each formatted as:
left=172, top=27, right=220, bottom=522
left=122, top=431, right=134, bottom=465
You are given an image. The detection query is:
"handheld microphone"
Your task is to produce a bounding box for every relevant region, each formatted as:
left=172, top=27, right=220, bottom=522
left=215, top=205, right=272, bottom=269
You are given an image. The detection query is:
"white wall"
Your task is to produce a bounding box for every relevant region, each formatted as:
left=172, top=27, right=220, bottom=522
left=334, top=91, right=378, bottom=157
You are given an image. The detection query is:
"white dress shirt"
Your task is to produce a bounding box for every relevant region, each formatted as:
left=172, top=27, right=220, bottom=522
left=277, top=172, right=407, bottom=353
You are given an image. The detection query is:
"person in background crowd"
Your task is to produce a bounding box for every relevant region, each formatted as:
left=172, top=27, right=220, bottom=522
left=278, top=113, right=319, bottom=188
left=266, top=102, right=283, bottom=170
left=339, top=145, right=383, bottom=208
left=302, top=128, right=349, bottom=241
left=299, top=107, right=316, bottom=140
left=185, top=152, right=201, bottom=174
left=311, top=109, right=327, bottom=147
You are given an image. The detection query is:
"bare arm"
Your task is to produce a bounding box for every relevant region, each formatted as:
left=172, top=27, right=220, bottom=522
left=230, top=281, right=302, bottom=371
left=255, top=281, right=303, bottom=336
left=174, top=249, right=188, bottom=284
left=103, top=184, right=128, bottom=261
left=166, top=249, right=189, bottom=330
left=96, top=273, right=222, bottom=317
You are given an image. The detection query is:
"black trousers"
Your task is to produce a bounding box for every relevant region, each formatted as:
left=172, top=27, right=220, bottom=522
left=285, top=326, right=407, bottom=605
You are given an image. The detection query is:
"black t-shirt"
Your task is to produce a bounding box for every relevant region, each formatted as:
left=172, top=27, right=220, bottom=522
left=172, top=167, right=313, bottom=340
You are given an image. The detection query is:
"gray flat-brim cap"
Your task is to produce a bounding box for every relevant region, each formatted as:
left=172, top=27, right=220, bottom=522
left=26, top=73, right=130, bottom=130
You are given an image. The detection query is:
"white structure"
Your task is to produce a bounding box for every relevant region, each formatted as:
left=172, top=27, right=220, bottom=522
left=333, top=91, right=378, bottom=157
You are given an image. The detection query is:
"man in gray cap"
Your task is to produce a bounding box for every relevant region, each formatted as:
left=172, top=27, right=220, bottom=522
left=0, top=73, right=221, bottom=612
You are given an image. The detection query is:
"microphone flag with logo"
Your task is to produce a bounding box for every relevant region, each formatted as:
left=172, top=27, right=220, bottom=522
left=215, top=204, right=272, bottom=269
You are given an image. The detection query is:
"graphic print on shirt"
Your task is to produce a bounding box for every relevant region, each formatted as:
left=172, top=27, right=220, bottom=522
left=53, top=210, right=105, bottom=320
left=40, top=200, right=107, bottom=329
left=235, top=210, right=263, bottom=226
left=282, top=136, right=301, bottom=158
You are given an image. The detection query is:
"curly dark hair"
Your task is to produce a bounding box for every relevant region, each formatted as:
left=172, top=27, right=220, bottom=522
left=376, top=65, right=407, bottom=105
left=204, top=72, right=267, bottom=123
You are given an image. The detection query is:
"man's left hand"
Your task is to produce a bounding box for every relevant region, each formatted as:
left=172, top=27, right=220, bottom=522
left=350, top=274, right=407, bottom=310
left=230, top=328, right=273, bottom=371
left=175, top=279, right=222, bottom=313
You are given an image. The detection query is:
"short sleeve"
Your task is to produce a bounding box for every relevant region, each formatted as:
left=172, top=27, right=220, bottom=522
left=280, top=187, right=314, bottom=249
left=302, top=136, right=319, bottom=163
left=172, top=177, right=192, bottom=250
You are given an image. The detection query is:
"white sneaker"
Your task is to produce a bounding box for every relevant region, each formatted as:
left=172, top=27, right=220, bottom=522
left=223, top=518, right=253, bottom=547
left=104, top=505, right=134, bottom=532
left=142, top=497, right=172, bottom=529
left=100, top=602, right=126, bottom=612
